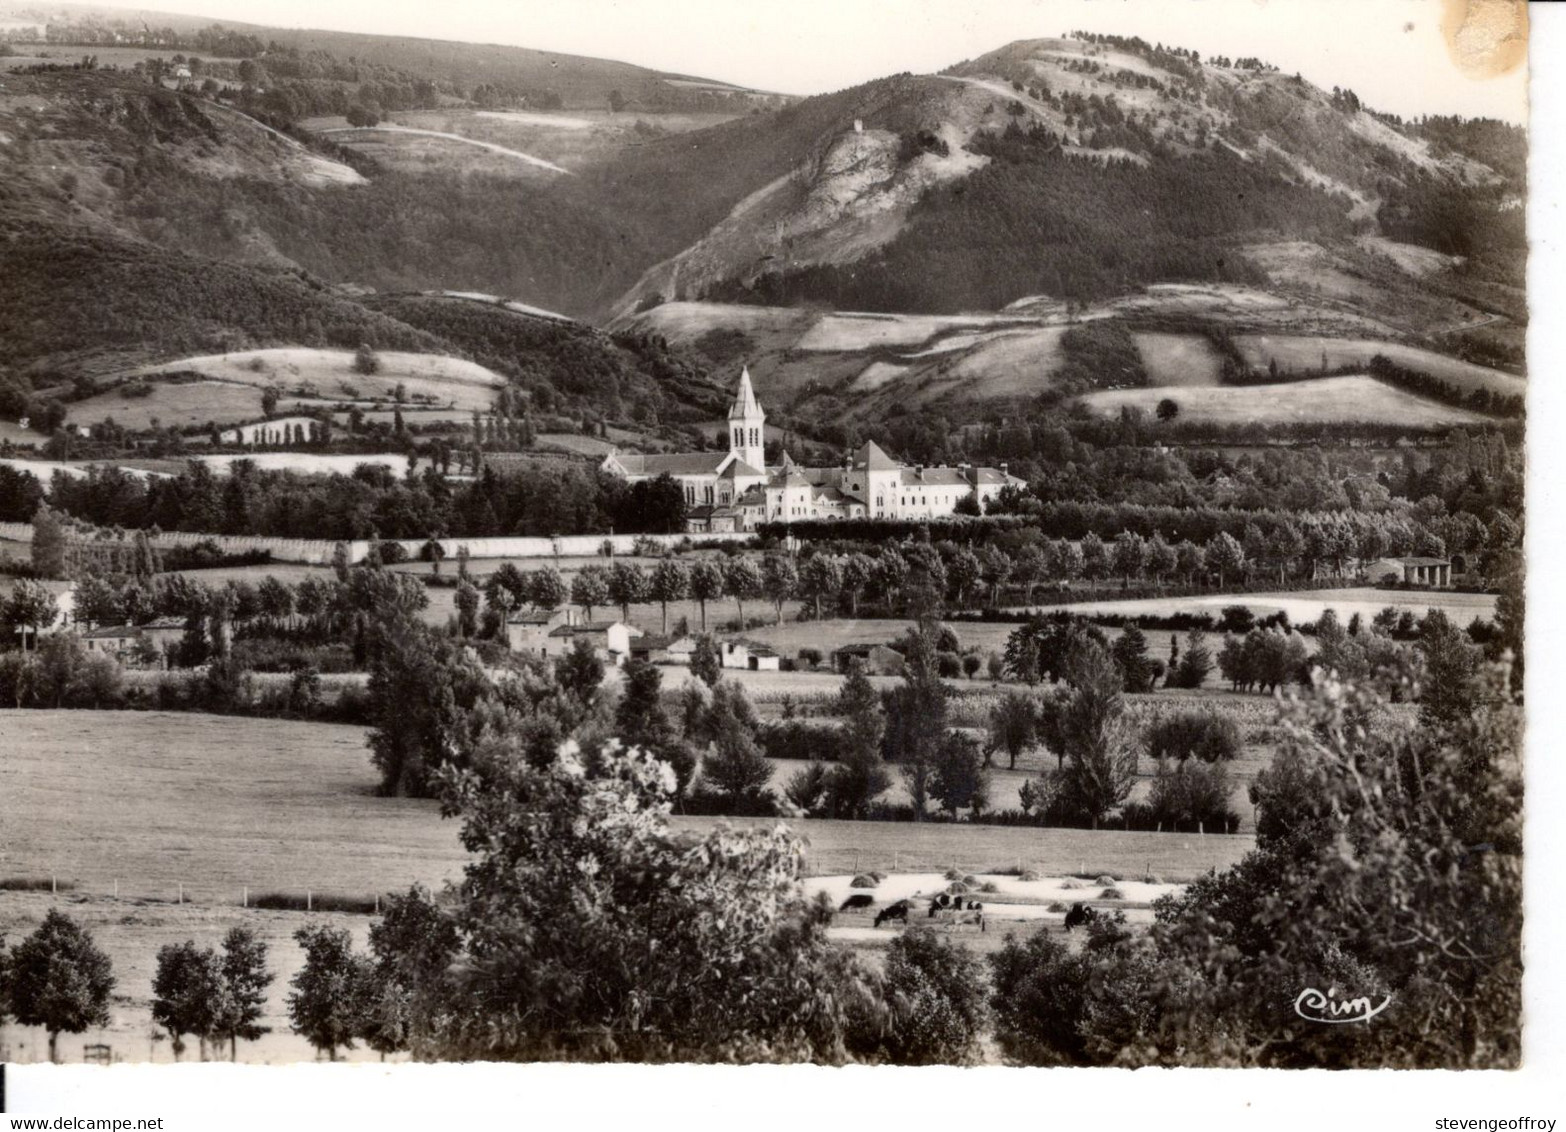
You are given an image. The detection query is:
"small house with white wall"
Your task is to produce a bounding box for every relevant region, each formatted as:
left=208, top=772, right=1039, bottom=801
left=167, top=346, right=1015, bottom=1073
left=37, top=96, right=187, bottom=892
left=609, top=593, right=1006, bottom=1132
left=547, top=619, right=642, bottom=665
left=506, top=608, right=574, bottom=655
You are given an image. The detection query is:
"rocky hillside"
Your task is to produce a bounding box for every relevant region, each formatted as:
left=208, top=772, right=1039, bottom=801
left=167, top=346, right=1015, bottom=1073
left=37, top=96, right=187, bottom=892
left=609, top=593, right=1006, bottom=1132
left=612, top=35, right=1522, bottom=341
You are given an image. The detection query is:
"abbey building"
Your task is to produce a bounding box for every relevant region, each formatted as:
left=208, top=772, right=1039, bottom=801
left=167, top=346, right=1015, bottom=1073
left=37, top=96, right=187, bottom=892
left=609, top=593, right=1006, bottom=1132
left=600, top=368, right=1025, bottom=533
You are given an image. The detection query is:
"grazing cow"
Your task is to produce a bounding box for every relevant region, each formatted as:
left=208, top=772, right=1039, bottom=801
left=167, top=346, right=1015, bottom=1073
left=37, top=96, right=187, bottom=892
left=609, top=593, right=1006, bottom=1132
left=1063, top=902, right=1099, bottom=932
left=839, top=894, right=874, bottom=912
left=874, top=900, right=911, bottom=928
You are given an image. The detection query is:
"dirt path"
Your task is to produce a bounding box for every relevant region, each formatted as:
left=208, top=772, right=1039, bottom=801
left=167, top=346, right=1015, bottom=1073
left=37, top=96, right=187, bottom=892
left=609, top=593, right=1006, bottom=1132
left=931, top=74, right=1055, bottom=121
left=319, top=125, right=572, bottom=174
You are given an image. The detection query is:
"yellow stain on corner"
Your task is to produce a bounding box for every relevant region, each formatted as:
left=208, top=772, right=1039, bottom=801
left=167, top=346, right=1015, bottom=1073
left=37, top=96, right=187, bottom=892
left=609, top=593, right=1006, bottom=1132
left=1441, top=0, right=1528, bottom=79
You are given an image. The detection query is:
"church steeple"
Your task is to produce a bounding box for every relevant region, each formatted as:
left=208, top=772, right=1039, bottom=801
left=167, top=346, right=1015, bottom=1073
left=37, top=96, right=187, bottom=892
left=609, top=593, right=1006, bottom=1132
left=727, top=365, right=766, bottom=470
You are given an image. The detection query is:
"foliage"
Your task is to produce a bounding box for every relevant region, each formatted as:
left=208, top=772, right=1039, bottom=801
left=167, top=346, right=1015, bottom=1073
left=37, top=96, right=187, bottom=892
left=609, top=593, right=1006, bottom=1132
left=1144, top=710, right=1242, bottom=763
left=879, top=928, right=990, bottom=1064
left=288, top=923, right=372, bottom=1061
left=8, top=909, right=115, bottom=1061
left=413, top=737, right=882, bottom=1062
left=152, top=940, right=224, bottom=1060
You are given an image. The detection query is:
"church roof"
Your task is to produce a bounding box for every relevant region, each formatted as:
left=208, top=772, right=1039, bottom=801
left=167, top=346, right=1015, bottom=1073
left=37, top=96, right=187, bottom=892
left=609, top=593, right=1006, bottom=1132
left=728, top=366, right=764, bottom=421
left=719, top=458, right=765, bottom=479
left=853, top=440, right=901, bottom=471
left=609, top=452, right=728, bottom=477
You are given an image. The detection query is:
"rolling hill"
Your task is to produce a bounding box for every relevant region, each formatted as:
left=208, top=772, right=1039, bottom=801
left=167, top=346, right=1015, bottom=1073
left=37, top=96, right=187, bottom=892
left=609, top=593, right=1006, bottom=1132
left=0, top=21, right=1527, bottom=441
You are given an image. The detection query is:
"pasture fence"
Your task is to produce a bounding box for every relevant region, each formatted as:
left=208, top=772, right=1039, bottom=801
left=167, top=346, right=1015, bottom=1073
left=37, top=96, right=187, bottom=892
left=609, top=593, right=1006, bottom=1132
left=0, top=874, right=417, bottom=916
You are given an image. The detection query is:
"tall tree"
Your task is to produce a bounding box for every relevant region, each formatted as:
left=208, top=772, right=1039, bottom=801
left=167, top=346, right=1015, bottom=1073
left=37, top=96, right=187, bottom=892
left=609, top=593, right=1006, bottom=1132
left=9, top=910, right=115, bottom=1062
left=831, top=659, right=890, bottom=818
left=723, top=556, right=764, bottom=629
left=151, top=941, right=223, bottom=1061
left=30, top=503, right=69, bottom=580
left=649, top=558, right=689, bottom=635
left=687, top=559, right=725, bottom=632
left=882, top=621, right=948, bottom=820
left=798, top=554, right=842, bottom=620
left=988, top=691, right=1037, bottom=770
left=288, top=924, right=371, bottom=1062
left=570, top=566, right=608, bottom=621
left=213, top=926, right=273, bottom=1061
left=1038, top=639, right=1138, bottom=828
left=762, top=554, right=798, bottom=625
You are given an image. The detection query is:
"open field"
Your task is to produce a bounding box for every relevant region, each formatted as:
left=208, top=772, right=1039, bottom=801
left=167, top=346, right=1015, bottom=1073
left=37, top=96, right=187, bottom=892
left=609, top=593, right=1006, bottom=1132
left=302, top=108, right=742, bottom=177
left=1, top=711, right=464, bottom=902
left=127, top=349, right=506, bottom=411
left=1075, top=375, right=1493, bottom=427
left=2, top=710, right=1259, bottom=899
left=0, top=893, right=386, bottom=1064
left=1030, top=586, right=1498, bottom=626
left=682, top=817, right=1252, bottom=881
left=68, top=381, right=264, bottom=431
left=1234, top=335, right=1525, bottom=391
left=1133, top=332, right=1223, bottom=386
left=0, top=681, right=1268, bottom=1064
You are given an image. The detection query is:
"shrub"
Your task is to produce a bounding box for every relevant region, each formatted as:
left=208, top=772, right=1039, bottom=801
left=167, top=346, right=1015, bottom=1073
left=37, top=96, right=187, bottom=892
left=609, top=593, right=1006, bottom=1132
left=0, top=877, right=77, bottom=892
left=850, top=874, right=880, bottom=889
left=1047, top=901, right=1068, bottom=913
left=1060, top=878, right=1087, bottom=890
left=1100, top=887, right=1124, bottom=900
left=980, top=881, right=999, bottom=893
left=760, top=719, right=847, bottom=762
left=944, top=868, right=964, bottom=881
left=1094, top=875, right=1118, bottom=886
left=880, top=928, right=991, bottom=1064
left=1145, top=710, right=1243, bottom=763
left=1020, top=869, right=1041, bottom=882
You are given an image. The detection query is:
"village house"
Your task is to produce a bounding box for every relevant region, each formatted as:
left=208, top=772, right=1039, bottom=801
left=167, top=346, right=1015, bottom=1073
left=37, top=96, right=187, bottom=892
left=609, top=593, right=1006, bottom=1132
left=833, top=642, right=905, bottom=676
left=630, top=634, right=697, bottom=665
left=547, top=620, right=643, bottom=665
left=505, top=608, right=574, bottom=656
left=719, top=638, right=780, bottom=671
left=601, top=368, right=1024, bottom=532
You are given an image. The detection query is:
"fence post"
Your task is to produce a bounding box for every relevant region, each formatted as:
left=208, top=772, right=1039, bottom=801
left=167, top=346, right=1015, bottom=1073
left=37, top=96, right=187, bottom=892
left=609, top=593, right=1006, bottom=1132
left=307, top=890, right=312, bottom=913
left=51, top=874, right=56, bottom=896
left=113, top=879, right=118, bottom=900
left=243, top=886, right=248, bottom=909
left=178, top=882, right=183, bottom=905
left=375, top=894, right=380, bottom=915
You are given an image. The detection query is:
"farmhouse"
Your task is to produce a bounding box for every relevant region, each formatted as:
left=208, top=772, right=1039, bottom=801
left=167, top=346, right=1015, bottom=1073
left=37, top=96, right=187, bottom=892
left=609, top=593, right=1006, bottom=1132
left=719, top=638, right=781, bottom=671
left=1367, top=555, right=1453, bottom=588
left=833, top=642, right=906, bottom=676
left=601, top=368, right=1024, bottom=531
left=547, top=619, right=643, bottom=665
left=505, top=608, right=574, bottom=655
left=81, top=624, right=147, bottom=656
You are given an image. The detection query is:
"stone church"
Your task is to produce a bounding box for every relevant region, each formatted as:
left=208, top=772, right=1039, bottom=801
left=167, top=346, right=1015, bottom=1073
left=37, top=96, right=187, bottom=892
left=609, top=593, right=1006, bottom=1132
left=600, top=367, right=1025, bottom=532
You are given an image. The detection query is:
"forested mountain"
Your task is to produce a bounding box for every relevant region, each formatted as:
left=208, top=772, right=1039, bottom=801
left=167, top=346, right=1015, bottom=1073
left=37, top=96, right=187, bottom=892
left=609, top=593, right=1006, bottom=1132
left=0, top=23, right=1526, bottom=433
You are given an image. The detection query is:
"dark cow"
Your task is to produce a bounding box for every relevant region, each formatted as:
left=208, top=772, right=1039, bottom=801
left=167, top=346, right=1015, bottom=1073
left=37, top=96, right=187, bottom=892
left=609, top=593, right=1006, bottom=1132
left=874, top=899, right=911, bottom=927
left=1063, top=902, right=1099, bottom=932
left=839, top=894, right=874, bottom=912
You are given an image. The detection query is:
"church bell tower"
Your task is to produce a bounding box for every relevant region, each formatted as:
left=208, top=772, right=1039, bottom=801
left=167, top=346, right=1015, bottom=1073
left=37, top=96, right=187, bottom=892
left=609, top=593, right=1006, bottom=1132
left=728, top=365, right=766, bottom=471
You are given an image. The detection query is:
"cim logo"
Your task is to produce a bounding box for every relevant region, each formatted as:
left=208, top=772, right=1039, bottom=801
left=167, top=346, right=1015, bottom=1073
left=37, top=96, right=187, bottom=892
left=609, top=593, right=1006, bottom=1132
left=1293, top=986, right=1391, bottom=1024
